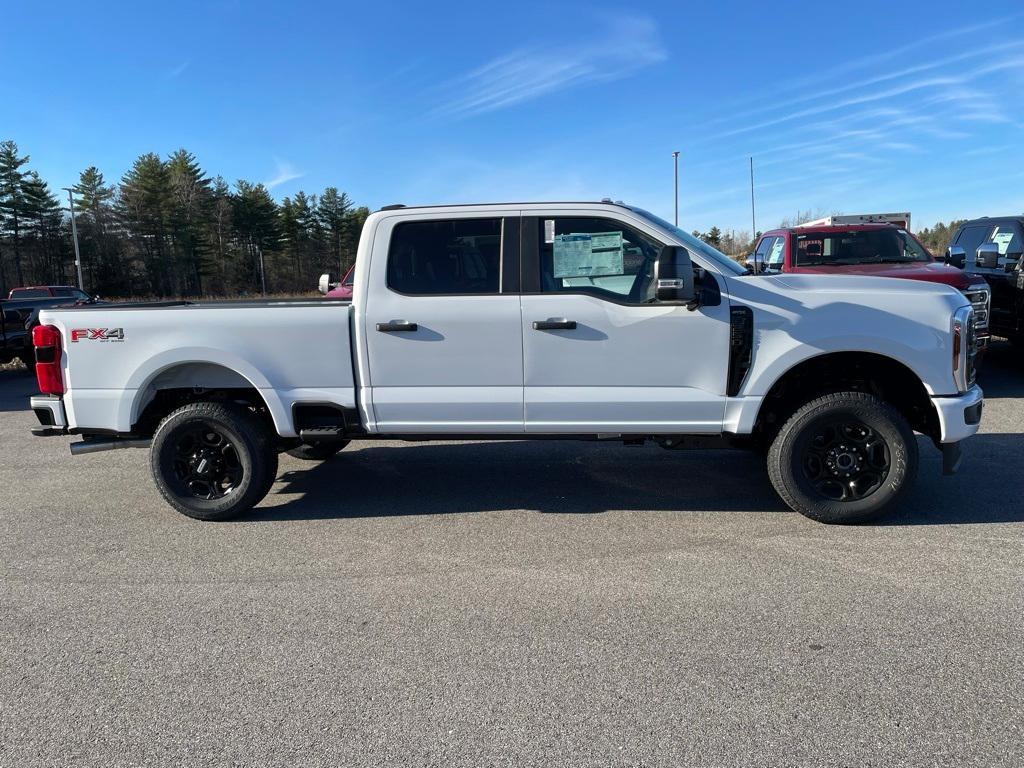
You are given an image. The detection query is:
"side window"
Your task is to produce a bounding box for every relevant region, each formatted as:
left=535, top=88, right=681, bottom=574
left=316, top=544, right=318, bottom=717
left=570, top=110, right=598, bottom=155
left=538, top=217, right=662, bottom=303
left=387, top=218, right=502, bottom=295
left=53, top=288, right=75, bottom=298
left=753, top=236, right=774, bottom=265
left=954, top=225, right=990, bottom=258
left=766, top=237, right=785, bottom=268
left=986, top=224, right=1023, bottom=256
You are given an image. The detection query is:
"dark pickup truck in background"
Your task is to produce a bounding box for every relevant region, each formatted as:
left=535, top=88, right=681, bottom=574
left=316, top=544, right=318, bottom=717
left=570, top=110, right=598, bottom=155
left=946, top=216, right=1024, bottom=346
left=1, top=294, right=103, bottom=367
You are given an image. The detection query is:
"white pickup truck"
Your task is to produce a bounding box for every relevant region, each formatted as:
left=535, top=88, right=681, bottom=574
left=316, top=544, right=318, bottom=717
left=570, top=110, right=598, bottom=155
left=29, top=202, right=983, bottom=524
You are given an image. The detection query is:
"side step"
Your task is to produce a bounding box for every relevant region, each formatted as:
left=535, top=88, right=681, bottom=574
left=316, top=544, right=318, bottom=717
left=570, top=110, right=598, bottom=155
left=298, top=426, right=349, bottom=442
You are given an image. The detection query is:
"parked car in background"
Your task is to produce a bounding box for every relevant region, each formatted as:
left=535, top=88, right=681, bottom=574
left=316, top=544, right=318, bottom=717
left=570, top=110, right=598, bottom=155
left=9, top=285, right=94, bottom=301
left=30, top=201, right=983, bottom=525
left=748, top=223, right=991, bottom=350
left=2, top=293, right=105, bottom=366
left=318, top=265, right=355, bottom=299
left=946, top=216, right=1024, bottom=345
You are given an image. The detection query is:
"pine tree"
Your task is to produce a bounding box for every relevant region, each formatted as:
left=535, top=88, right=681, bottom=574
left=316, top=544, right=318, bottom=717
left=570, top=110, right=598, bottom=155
left=207, top=176, right=234, bottom=293
left=73, top=166, right=117, bottom=291
left=233, top=180, right=280, bottom=294
left=119, top=153, right=172, bottom=294
left=166, top=149, right=211, bottom=295
left=21, top=171, right=64, bottom=284
left=0, top=140, right=31, bottom=288
left=317, top=187, right=352, bottom=275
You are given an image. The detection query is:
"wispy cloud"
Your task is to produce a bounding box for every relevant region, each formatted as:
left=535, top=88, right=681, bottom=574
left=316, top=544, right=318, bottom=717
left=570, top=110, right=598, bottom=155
left=431, top=12, right=666, bottom=119
left=264, top=158, right=304, bottom=189
left=165, top=61, right=190, bottom=80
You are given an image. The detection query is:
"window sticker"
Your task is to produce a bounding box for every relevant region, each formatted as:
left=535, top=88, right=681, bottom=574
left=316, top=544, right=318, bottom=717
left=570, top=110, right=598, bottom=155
left=991, top=229, right=1014, bottom=255
left=544, top=219, right=555, bottom=244
left=767, top=238, right=785, bottom=265
left=553, top=231, right=624, bottom=278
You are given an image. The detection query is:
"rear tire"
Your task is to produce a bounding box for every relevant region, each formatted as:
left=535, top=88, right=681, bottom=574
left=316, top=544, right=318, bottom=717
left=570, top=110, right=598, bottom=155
left=286, top=441, right=349, bottom=461
left=767, top=392, right=918, bottom=524
left=150, top=401, right=276, bottom=521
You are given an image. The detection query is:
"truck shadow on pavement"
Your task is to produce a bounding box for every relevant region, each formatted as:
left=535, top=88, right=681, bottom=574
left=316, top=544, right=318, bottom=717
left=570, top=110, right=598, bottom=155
left=976, top=340, right=1024, bottom=398
left=250, top=432, right=1024, bottom=525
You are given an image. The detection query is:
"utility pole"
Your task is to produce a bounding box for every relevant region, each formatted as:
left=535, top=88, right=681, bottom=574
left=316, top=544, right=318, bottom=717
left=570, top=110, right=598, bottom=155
left=672, top=151, right=680, bottom=226
left=748, top=157, right=757, bottom=274
left=257, top=243, right=267, bottom=295
left=62, top=187, right=84, bottom=289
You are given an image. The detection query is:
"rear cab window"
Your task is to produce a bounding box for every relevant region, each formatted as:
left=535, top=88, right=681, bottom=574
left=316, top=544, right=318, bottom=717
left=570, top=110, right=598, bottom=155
left=386, top=218, right=502, bottom=295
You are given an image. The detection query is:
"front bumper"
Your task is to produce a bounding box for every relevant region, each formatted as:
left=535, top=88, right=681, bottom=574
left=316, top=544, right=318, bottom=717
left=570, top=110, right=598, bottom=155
left=30, top=394, right=68, bottom=436
left=931, top=385, right=983, bottom=444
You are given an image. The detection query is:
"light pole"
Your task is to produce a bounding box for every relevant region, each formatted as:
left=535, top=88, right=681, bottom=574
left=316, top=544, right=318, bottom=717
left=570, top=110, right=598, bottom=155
left=748, top=157, right=757, bottom=274
left=62, top=187, right=85, bottom=290
left=672, top=151, right=680, bottom=226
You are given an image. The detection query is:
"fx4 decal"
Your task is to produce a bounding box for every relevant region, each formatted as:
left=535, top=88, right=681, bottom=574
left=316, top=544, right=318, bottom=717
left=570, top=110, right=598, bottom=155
left=70, top=328, right=125, bottom=343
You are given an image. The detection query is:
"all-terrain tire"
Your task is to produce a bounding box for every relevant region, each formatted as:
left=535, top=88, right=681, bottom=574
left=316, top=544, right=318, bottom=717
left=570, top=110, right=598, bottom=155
left=767, top=391, right=918, bottom=524
left=150, top=401, right=276, bottom=521
left=286, top=441, right=349, bottom=461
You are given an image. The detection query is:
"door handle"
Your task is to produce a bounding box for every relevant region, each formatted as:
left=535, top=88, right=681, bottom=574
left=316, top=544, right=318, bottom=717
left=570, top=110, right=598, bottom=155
left=532, top=319, right=577, bottom=331
left=376, top=321, right=418, bottom=332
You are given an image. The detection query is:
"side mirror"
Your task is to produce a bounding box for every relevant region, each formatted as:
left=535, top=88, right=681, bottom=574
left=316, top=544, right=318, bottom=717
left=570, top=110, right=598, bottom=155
left=946, top=245, right=966, bottom=269
left=318, top=273, right=333, bottom=295
left=656, top=246, right=696, bottom=304
left=975, top=242, right=1000, bottom=269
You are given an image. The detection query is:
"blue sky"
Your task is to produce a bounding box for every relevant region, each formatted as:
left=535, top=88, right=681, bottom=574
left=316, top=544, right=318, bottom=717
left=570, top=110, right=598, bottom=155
left=2, top=0, right=1023, bottom=234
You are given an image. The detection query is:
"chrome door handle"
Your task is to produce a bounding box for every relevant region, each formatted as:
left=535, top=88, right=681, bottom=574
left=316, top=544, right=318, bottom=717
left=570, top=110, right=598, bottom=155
left=532, top=319, right=577, bottom=331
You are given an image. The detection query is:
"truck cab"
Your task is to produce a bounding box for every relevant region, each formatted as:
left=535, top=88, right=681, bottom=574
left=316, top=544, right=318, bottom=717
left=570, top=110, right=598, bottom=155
left=946, top=216, right=1024, bottom=344
left=750, top=223, right=991, bottom=349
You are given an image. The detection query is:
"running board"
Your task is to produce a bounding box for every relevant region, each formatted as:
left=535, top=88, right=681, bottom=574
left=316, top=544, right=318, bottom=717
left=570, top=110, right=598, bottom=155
left=298, top=426, right=349, bottom=442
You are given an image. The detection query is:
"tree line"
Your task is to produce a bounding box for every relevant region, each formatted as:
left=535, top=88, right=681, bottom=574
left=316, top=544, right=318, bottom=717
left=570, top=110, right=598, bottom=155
left=0, top=139, right=368, bottom=298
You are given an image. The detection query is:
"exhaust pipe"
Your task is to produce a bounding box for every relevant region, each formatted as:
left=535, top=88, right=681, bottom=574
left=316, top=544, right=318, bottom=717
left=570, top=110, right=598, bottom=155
left=70, top=438, right=151, bottom=456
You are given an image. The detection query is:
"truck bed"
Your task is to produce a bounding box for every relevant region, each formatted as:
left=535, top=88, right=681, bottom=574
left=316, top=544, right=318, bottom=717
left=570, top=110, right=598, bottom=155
left=38, top=299, right=356, bottom=437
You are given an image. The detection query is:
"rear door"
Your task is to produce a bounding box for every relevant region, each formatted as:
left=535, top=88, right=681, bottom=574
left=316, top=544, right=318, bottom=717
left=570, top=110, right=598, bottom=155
left=519, top=212, right=731, bottom=434
left=362, top=211, right=524, bottom=433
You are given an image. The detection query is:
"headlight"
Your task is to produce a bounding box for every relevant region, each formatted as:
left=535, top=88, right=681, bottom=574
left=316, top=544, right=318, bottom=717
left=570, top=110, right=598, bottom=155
left=952, top=305, right=977, bottom=392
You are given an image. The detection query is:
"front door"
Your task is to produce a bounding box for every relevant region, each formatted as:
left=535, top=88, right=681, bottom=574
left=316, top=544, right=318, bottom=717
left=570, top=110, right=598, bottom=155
left=520, top=214, right=731, bottom=434
left=363, top=213, right=524, bottom=433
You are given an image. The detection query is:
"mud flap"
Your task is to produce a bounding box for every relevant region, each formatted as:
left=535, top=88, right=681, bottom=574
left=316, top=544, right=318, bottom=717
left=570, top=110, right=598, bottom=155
left=941, top=441, right=962, bottom=476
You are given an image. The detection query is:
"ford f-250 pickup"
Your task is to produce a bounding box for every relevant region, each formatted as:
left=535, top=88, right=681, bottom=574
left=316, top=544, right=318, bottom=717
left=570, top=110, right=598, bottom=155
left=28, top=201, right=984, bottom=524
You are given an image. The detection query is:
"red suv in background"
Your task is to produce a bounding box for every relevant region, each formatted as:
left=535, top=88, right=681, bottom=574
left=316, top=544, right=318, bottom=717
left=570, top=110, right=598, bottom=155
left=750, top=224, right=991, bottom=348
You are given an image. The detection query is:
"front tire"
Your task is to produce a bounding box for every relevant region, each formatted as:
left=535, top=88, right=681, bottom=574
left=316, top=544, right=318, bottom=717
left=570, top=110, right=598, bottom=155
left=767, top=392, right=918, bottom=524
left=150, top=401, right=276, bottom=521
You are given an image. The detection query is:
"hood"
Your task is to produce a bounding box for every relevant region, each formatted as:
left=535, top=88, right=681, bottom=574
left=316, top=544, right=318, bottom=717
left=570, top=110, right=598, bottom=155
left=791, top=260, right=978, bottom=289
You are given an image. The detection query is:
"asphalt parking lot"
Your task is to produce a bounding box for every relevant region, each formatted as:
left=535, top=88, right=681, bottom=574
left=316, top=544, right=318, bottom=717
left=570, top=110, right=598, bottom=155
left=1, top=346, right=1022, bottom=767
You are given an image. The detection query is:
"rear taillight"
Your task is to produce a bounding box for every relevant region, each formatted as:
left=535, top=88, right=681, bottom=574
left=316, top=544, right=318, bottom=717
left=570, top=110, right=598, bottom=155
left=32, top=324, right=64, bottom=395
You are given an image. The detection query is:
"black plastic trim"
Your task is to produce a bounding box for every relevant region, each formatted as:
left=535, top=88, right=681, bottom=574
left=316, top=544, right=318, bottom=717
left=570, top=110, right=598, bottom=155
left=727, top=305, right=754, bottom=396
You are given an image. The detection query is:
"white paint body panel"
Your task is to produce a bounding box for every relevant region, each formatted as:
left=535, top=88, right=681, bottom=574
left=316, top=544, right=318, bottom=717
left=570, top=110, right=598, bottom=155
left=40, top=303, right=354, bottom=437
left=40, top=202, right=978, bottom=446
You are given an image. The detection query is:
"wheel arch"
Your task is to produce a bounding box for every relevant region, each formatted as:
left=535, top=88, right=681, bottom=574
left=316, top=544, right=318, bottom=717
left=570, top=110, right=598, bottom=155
left=125, top=357, right=288, bottom=437
left=751, top=350, right=938, bottom=446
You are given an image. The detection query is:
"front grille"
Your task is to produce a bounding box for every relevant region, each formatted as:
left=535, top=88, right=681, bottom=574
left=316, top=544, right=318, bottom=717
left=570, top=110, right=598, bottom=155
left=966, top=313, right=978, bottom=388
left=962, top=286, right=990, bottom=333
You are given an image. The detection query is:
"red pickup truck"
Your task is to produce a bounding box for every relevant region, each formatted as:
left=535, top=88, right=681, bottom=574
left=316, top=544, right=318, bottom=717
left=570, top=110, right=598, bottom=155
left=750, top=223, right=992, bottom=348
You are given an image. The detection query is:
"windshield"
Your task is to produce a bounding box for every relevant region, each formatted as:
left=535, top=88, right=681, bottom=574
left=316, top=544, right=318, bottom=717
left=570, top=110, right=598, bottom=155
left=626, top=206, right=748, bottom=275
left=794, top=228, right=932, bottom=267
